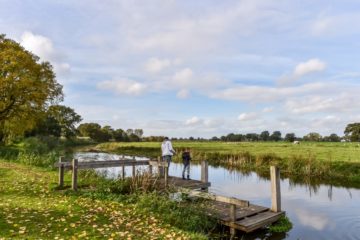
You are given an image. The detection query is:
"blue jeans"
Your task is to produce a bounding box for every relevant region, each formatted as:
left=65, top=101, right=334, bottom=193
left=162, top=155, right=172, bottom=168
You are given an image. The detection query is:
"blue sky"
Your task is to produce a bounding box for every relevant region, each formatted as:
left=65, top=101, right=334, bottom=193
left=1, top=0, right=360, bottom=137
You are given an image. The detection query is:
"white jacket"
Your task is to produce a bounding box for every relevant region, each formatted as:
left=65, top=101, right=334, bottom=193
left=161, top=140, right=175, bottom=156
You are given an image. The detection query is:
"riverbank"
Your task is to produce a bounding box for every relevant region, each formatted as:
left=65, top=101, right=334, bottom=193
left=0, top=160, right=212, bottom=239
left=93, top=141, right=360, bottom=188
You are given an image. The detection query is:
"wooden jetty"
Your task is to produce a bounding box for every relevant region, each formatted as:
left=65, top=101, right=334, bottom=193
left=55, top=157, right=284, bottom=234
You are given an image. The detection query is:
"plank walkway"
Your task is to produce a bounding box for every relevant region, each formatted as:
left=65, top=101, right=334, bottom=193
left=55, top=157, right=285, bottom=234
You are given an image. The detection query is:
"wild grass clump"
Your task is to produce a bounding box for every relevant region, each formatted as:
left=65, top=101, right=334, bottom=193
left=269, top=216, right=293, bottom=233
left=135, top=192, right=216, bottom=234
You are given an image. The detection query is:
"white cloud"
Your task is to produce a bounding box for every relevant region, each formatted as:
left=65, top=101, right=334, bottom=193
left=238, top=112, right=258, bottom=121
left=97, top=78, right=146, bottom=96
left=176, top=89, right=190, bottom=99
left=295, top=209, right=330, bottom=231
left=185, top=116, right=203, bottom=126
left=144, top=57, right=180, bottom=73
left=262, top=107, right=273, bottom=113
left=173, top=68, right=193, bottom=87
left=210, top=82, right=328, bottom=102
left=278, top=59, right=326, bottom=85
left=20, top=31, right=70, bottom=76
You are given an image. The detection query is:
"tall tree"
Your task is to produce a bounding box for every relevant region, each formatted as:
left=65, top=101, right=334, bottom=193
left=260, top=131, right=270, bottom=141
left=344, top=123, right=360, bottom=142
left=284, top=133, right=296, bottom=142
left=0, top=34, right=63, bottom=141
left=270, top=131, right=282, bottom=141
left=303, top=132, right=322, bottom=142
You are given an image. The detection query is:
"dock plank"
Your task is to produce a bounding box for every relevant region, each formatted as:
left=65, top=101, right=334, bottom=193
left=233, top=211, right=284, bottom=232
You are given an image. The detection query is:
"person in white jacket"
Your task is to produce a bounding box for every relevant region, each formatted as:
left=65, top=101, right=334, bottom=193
left=161, top=137, right=176, bottom=169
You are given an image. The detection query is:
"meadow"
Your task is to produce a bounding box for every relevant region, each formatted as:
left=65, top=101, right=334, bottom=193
left=94, top=141, right=360, bottom=187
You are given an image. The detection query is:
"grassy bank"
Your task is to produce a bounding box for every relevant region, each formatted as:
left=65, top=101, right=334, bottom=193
left=93, top=141, right=360, bottom=187
left=0, top=160, right=213, bottom=239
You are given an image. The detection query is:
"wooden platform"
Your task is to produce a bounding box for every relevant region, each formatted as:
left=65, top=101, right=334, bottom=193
left=55, top=157, right=285, bottom=234
left=207, top=200, right=284, bottom=233
left=157, top=176, right=211, bottom=189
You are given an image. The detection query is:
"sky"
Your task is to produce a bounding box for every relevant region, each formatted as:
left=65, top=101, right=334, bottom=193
left=1, top=0, right=360, bottom=138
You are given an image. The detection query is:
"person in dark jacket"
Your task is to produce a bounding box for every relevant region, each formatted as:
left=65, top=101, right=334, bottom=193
left=182, top=148, right=191, bottom=180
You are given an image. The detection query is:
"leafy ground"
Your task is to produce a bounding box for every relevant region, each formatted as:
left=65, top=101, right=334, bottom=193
left=0, top=160, right=206, bottom=240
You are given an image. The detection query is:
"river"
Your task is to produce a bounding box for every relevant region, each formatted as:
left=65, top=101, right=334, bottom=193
left=74, top=152, right=360, bottom=240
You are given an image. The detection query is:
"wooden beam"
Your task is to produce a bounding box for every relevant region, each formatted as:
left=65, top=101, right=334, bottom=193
left=58, top=156, right=65, bottom=187
left=230, top=204, right=237, bottom=236
left=72, top=159, right=78, bottom=191
left=132, top=157, right=136, bottom=177
left=148, top=160, right=169, bottom=167
left=54, top=160, right=149, bottom=169
left=270, top=166, right=281, bottom=212
left=182, top=189, right=249, bottom=207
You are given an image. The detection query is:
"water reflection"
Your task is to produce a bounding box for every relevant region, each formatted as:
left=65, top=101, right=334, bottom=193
left=74, top=152, right=360, bottom=240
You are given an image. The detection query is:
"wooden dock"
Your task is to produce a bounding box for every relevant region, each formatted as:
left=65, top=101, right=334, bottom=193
left=55, top=157, right=285, bottom=235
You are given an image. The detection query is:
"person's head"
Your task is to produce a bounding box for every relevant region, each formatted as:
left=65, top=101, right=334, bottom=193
left=164, top=136, right=169, bottom=141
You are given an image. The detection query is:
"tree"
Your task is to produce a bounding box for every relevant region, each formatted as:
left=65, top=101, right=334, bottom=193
left=47, top=105, right=82, bottom=137
left=0, top=34, right=63, bottom=141
left=323, top=133, right=341, bottom=142
left=113, top=128, right=126, bottom=141
left=77, top=123, right=101, bottom=138
left=270, top=131, right=282, bottom=141
left=134, top=129, right=144, bottom=138
left=260, top=131, right=270, bottom=141
left=284, top=133, right=296, bottom=142
left=344, top=123, right=360, bottom=142
left=303, top=132, right=322, bottom=142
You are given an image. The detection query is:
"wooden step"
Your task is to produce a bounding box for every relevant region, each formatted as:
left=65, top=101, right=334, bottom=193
left=233, top=211, right=284, bottom=233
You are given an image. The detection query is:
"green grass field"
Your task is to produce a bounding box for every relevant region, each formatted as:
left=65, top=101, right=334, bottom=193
left=93, top=141, right=360, bottom=187
left=96, top=141, right=360, bottom=162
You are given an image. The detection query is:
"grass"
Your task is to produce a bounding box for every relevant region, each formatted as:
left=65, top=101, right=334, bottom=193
left=0, top=160, right=211, bottom=239
left=93, top=141, right=360, bottom=187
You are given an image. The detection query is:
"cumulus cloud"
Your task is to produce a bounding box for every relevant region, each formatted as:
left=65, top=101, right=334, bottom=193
left=144, top=57, right=181, bottom=73
left=173, top=68, right=193, bottom=87
left=238, top=112, right=258, bottom=121
left=176, top=89, right=190, bottom=99
left=20, top=31, right=70, bottom=76
left=97, top=78, right=146, bottom=96
left=278, top=59, right=326, bottom=85
left=185, top=116, right=203, bottom=126
left=210, top=82, right=328, bottom=102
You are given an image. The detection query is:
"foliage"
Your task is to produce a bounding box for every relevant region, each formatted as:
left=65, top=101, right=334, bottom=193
left=344, top=123, right=360, bottom=142
left=269, top=216, right=293, bottom=233
left=270, top=131, right=282, bottom=141
left=284, top=133, right=296, bottom=142
left=303, top=132, right=322, bottom=142
left=0, top=34, right=63, bottom=142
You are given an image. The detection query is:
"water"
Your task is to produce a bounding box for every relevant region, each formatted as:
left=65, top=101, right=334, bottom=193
left=74, top=152, right=360, bottom=240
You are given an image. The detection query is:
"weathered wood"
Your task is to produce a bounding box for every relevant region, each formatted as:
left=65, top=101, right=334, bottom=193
left=149, top=164, right=153, bottom=175
left=72, top=159, right=78, bottom=191
left=182, top=189, right=249, bottom=207
left=58, top=156, right=65, bottom=187
left=233, top=211, right=284, bottom=233
left=148, top=160, right=169, bottom=167
left=201, top=160, right=208, bottom=183
left=230, top=204, right=237, bottom=236
left=164, top=167, right=168, bottom=187
left=270, top=166, right=281, bottom=212
left=157, top=156, right=164, bottom=177
left=132, top=157, right=136, bottom=177
left=54, top=160, right=149, bottom=169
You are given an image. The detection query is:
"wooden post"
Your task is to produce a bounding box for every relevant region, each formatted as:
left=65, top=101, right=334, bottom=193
left=201, top=160, right=209, bottom=183
left=164, top=166, right=168, bottom=187
left=149, top=164, right=153, bottom=175
left=72, top=159, right=78, bottom=191
left=58, top=156, right=65, bottom=187
left=132, top=156, right=136, bottom=177
left=230, top=204, right=237, bottom=236
left=122, top=163, right=125, bottom=179
left=158, top=156, right=164, bottom=177
left=270, top=166, right=281, bottom=212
